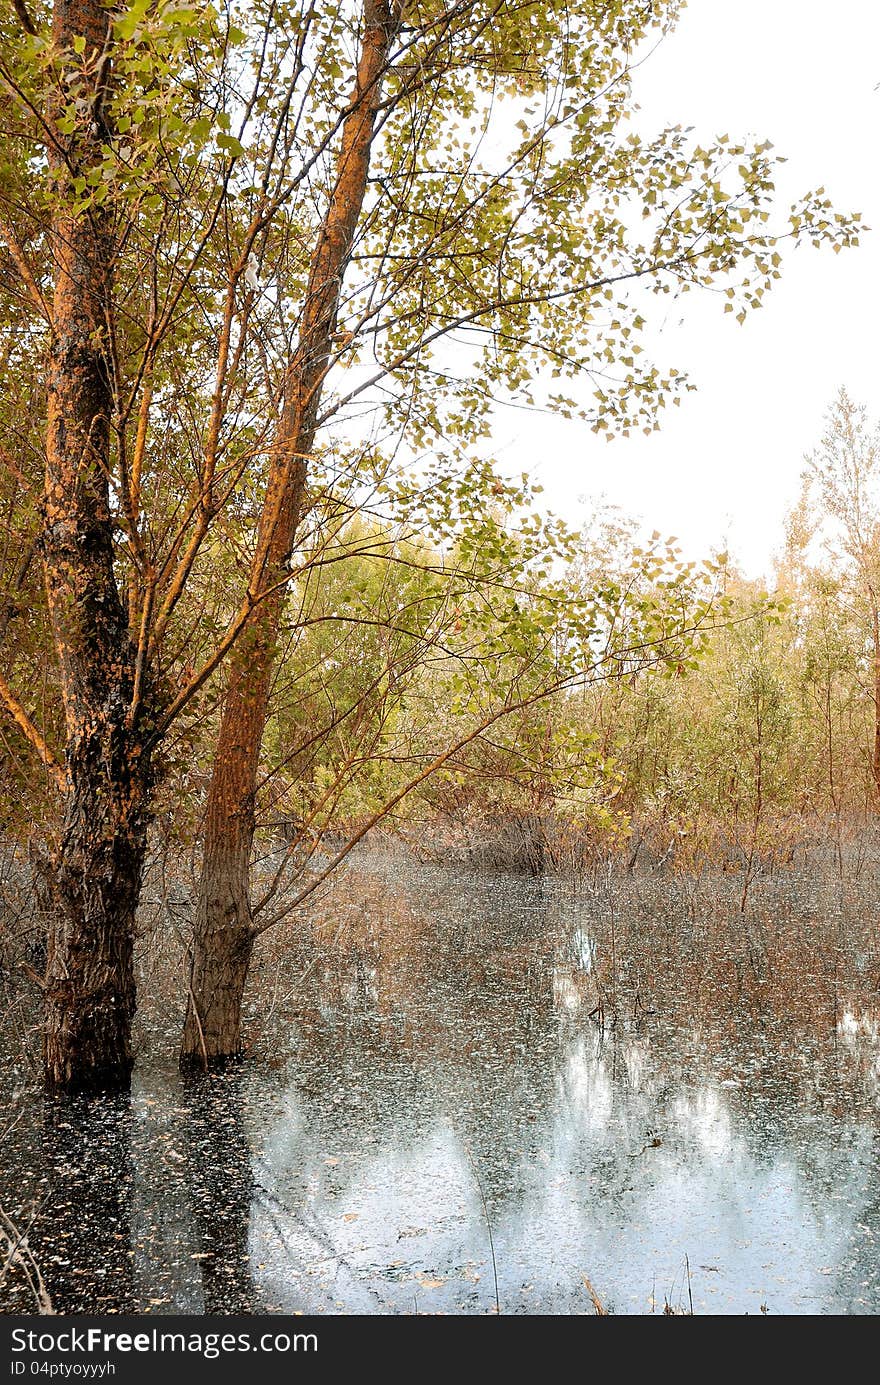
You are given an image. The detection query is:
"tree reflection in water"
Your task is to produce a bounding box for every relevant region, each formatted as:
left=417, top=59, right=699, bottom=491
left=181, top=1069, right=257, bottom=1314
left=32, top=1095, right=134, bottom=1314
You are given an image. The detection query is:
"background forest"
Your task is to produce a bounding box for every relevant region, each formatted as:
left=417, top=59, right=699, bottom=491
left=6, top=387, right=880, bottom=886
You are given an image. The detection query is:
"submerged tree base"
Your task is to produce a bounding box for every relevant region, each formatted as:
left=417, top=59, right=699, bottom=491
left=181, top=921, right=254, bottom=1068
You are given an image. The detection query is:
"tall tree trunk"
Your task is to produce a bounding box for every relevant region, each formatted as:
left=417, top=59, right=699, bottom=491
left=182, top=0, right=401, bottom=1064
left=42, top=0, right=152, bottom=1090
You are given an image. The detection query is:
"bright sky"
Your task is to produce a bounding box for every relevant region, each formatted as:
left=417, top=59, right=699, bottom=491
left=492, top=0, right=880, bottom=581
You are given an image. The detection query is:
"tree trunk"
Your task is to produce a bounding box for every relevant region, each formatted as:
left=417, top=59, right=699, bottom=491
left=181, top=471, right=302, bottom=1065
left=180, top=782, right=256, bottom=1064
left=182, top=0, right=401, bottom=1063
left=45, top=747, right=151, bottom=1091
left=41, top=0, right=152, bottom=1090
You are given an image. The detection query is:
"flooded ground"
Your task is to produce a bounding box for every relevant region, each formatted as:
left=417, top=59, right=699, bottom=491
left=3, top=855, right=880, bottom=1315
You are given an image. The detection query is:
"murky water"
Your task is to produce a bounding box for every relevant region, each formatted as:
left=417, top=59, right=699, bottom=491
left=3, top=858, right=880, bottom=1315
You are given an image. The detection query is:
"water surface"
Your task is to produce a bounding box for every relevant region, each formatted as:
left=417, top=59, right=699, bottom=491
left=3, top=859, right=880, bottom=1314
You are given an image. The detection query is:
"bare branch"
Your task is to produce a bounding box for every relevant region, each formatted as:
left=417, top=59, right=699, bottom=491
left=0, top=669, right=64, bottom=789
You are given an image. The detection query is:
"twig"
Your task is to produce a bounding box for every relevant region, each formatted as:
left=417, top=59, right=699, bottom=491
left=464, top=1143, right=500, bottom=1315
left=582, top=1273, right=608, bottom=1315
left=186, top=980, right=209, bottom=1072
left=0, top=1201, right=54, bottom=1314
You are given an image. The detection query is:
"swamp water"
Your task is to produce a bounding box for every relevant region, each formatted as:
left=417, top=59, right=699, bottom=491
left=3, top=856, right=880, bottom=1315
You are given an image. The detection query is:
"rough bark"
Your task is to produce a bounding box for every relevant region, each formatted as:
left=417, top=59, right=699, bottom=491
left=182, top=0, right=401, bottom=1063
left=41, top=0, right=152, bottom=1090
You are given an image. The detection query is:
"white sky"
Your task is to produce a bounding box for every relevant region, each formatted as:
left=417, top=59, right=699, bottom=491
left=491, top=0, right=880, bottom=581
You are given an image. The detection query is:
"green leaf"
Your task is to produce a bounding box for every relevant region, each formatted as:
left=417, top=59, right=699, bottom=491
left=215, top=132, right=245, bottom=158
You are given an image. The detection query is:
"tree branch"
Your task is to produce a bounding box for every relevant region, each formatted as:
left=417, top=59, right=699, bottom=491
left=0, top=670, right=64, bottom=788
left=0, top=215, right=52, bottom=325
left=11, top=0, right=37, bottom=36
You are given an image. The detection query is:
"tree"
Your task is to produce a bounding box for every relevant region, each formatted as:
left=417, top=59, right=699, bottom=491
left=803, top=390, right=880, bottom=805
left=181, top=0, right=407, bottom=1061
left=0, top=0, right=861, bottom=1088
